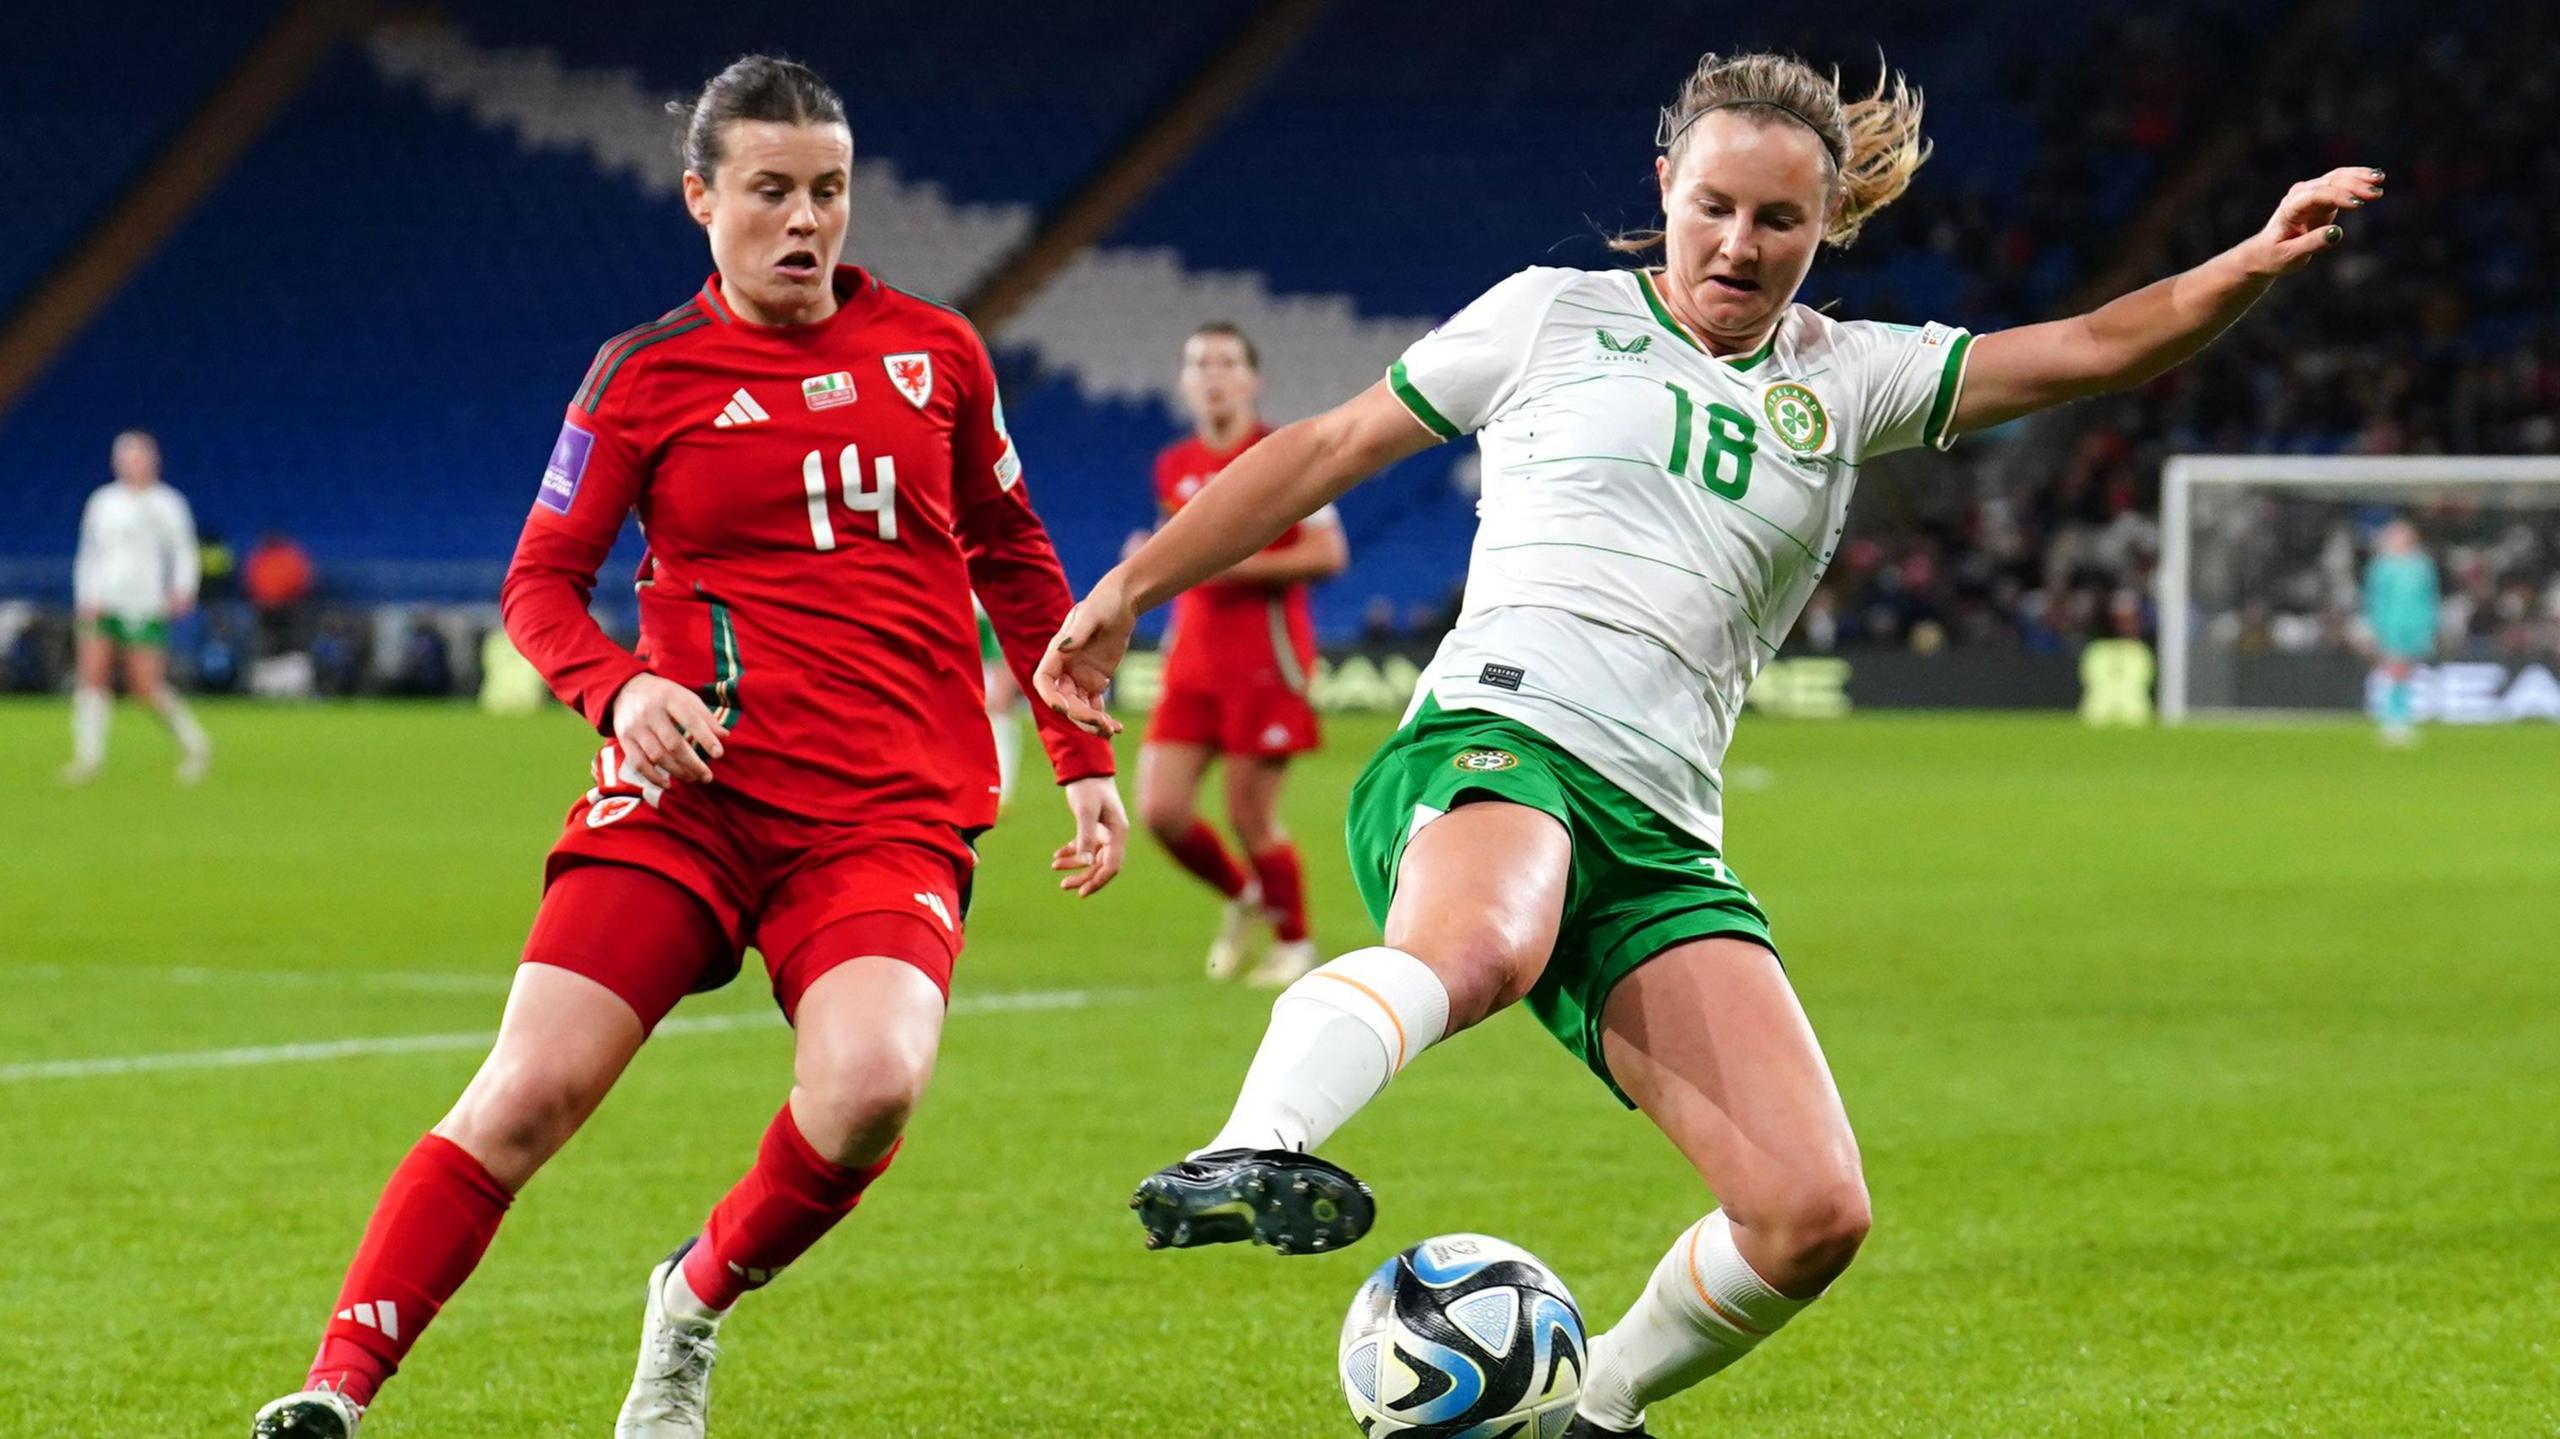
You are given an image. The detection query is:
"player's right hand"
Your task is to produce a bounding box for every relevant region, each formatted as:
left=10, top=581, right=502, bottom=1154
left=610, top=672, right=728, bottom=787
left=2247, top=165, right=2383, bottom=275
left=1037, top=576, right=1134, bottom=737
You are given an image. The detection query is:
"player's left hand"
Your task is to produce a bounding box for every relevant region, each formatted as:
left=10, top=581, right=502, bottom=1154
left=2250, top=166, right=2384, bottom=276
left=1053, top=774, right=1128, bottom=897
left=1038, top=575, right=1136, bottom=737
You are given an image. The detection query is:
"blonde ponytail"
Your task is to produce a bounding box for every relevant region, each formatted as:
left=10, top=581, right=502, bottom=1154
left=1616, top=51, right=1930, bottom=251
left=1829, top=66, right=1928, bottom=246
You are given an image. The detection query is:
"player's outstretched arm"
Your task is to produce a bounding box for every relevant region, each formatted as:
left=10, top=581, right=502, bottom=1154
left=1955, top=166, right=2385, bottom=434
left=1218, top=513, right=1351, bottom=586
left=1037, top=382, right=1436, bottom=734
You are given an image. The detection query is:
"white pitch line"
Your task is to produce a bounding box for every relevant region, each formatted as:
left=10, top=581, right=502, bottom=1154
left=12, top=963, right=512, bottom=995
left=0, top=987, right=1123, bottom=1084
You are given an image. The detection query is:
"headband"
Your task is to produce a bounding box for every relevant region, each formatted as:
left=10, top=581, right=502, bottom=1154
left=1659, top=99, right=1843, bottom=167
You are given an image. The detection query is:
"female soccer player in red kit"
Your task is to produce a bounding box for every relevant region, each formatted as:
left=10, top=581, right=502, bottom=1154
left=254, top=57, right=1126, bottom=1439
left=1138, top=324, right=1347, bottom=986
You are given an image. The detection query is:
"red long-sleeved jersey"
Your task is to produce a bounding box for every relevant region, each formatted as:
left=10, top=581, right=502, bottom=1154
left=502, top=266, right=1113, bottom=830
left=1152, top=426, right=1325, bottom=691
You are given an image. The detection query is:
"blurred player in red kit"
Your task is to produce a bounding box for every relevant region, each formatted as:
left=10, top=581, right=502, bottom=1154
left=1136, top=324, right=1347, bottom=986
left=253, top=57, right=1125, bottom=1439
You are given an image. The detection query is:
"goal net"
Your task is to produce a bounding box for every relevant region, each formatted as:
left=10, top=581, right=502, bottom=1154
left=2159, top=456, right=2560, bottom=723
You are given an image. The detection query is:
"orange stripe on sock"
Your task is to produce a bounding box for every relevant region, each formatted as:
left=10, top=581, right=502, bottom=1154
left=1310, top=970, right=1408, bottom=1070
left=1684, top=1225, right=1768, bottom=1338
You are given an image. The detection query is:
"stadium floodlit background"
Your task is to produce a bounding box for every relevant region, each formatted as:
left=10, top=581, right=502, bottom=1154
left=3, top=1, right=2554, bottom=1435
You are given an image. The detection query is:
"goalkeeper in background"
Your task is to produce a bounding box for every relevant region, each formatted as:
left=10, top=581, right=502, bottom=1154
left=2363, top=518, right=2438, bottom=746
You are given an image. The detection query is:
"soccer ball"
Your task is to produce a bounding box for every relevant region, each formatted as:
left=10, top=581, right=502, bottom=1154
left=1337, top=1233, right=1586, bottom=1437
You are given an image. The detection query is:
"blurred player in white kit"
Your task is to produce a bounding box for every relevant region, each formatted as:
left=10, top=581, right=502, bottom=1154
left=64, top=429, right=212, bottom=785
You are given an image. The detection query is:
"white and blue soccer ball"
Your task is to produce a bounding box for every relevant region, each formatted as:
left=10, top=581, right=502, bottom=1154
left=1337, top=1233, right=1586, bottom=1438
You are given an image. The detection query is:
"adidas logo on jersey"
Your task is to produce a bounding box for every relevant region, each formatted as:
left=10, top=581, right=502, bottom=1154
left=334, top=1300, right=401, bottom=1340
left=713, top=388, right=771, bottom=428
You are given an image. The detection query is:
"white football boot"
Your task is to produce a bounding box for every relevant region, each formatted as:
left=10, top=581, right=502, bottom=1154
left=615, top=1241, right=725, bottom=1438
left=1246, top=937, right=1322, bottom=988
left=1203, top=883, right=1267, bottom=981
left=251, top=1388, right=362, bottom=1437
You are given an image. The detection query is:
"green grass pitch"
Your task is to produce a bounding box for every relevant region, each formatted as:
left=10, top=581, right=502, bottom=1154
left=3, top=698, right=2555, bottom=1436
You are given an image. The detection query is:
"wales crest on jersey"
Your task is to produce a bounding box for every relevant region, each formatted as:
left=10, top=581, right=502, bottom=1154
left=884, top=352, right=934, bottom=409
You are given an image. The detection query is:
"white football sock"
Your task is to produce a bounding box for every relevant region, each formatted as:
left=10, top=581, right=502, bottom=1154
left=1577, top=1211, right=1812, bottom=1431
left=661, top=1252, right=728, bottom=1326
left=1198, top=946, right=1450, bottom=1156
left=988, top=704, right=1022, bottom=806
left=70, top=686, right=109, bottom=768
left=154, top=693, right=210, bottom=760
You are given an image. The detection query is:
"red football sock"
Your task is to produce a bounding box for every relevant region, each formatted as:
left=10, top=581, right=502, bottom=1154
left=305, top=1134, right=513, bottom=1408
left=1252, top=841, right=1309, bottom=943
left=1161, top=818, right=1250, bottom=899
left=682, top=1105, right=897, bottom=1311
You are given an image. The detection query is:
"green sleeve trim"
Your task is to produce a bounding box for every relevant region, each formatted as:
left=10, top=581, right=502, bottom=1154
left=578, top=313, right=707, bottom=415
left=1388, top=359, right=1461, bottom=440
left=707, top=598, right=745, bottom=727
left=1921, top=331, right=1974, bottom=450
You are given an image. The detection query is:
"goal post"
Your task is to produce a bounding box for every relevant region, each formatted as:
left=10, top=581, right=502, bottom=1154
left=2158, top=455, right=2560, bottom=723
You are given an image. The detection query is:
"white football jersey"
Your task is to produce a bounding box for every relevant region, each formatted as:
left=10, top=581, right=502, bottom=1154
left=73, top=481, right=199, bottom=621
left=1389, top=266, right=1973, bottom=846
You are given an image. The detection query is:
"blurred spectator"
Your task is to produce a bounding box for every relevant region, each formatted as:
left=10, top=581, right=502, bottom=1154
left=244, top=531, right=316, bottom=656
left=391, top=618, right=454, bottom=697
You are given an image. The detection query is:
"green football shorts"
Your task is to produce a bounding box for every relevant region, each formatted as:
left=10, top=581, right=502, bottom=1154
left=90, top=614, right=171, bottom=648
left=1345, top=697, right=1775, bottom=1107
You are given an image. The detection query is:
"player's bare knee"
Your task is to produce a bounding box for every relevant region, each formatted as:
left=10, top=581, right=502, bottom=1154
left=1393, top=932, right=1536, bottom=1032
left=795, top=1043, right=932, bottom=1164
left=1762, top=1173, right=1871, bottom=1291
left=1138, top=794, right=1197, bottom=844
left=439, top=1066, right=595, bottom=1183
left=1228, top=807, right=1283, bottom=853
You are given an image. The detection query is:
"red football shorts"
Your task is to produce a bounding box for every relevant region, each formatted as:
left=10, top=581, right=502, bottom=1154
left=527, top=754, right=973, bottom=1030
left=1147, top=679, right=1321, bottom=758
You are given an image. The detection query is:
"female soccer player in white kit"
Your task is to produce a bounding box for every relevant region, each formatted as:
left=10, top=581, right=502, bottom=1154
left=1040, top=51, right=2383, bottom=1437
left=65, top=429, right=212, bottom=784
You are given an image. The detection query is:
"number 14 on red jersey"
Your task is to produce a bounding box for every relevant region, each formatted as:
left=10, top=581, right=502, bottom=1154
left=802, top=443, right=897, bottom=549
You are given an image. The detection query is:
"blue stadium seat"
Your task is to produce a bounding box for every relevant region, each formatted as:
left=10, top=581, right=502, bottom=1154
left=0, top=3, right=283, bottom=310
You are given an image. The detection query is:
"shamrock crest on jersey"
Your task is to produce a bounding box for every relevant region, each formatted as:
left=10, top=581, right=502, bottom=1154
left=1760, top=381, right=1832, bottom=456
